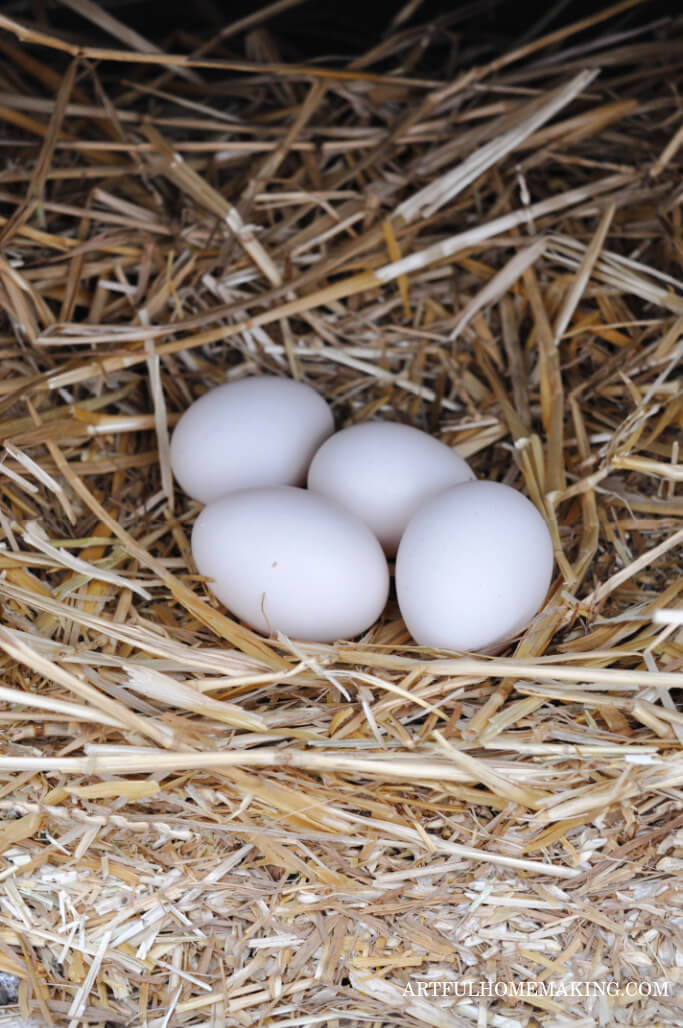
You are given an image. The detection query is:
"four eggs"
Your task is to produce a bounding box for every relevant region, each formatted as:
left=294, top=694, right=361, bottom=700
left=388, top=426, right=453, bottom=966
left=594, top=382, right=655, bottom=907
left=170, top=375, right=554, bottom=651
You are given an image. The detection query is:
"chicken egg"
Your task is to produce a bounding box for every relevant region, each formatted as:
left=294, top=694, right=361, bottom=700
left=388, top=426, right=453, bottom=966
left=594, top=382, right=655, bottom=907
left=307, top=421, right=474, bottom=554
left=171, top=376, right=334, bottom=504
left=191, top=486, right=389, bottom=643
left=395, top=480, right=554, bottom=652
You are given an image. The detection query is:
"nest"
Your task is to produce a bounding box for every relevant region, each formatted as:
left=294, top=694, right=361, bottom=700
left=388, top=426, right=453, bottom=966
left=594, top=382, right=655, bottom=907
left=0, top=2, right=681, bottom=1025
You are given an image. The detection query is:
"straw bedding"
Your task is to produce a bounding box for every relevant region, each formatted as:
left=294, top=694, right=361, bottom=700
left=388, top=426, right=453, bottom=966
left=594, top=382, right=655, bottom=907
left=0, top=1, right=681, bottom=1025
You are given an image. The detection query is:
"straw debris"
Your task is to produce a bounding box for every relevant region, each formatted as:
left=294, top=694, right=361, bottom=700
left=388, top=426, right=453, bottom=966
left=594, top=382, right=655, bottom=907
left=0, top=1, right=681, bottom=1025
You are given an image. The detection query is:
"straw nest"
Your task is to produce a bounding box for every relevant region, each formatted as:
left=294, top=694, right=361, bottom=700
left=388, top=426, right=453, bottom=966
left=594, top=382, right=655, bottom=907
left=0, top=2, right=681, bottom=1025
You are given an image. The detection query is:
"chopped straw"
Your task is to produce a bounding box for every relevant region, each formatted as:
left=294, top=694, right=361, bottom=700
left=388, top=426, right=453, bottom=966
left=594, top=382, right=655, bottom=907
left=0, top=1, right=681, bottom=1026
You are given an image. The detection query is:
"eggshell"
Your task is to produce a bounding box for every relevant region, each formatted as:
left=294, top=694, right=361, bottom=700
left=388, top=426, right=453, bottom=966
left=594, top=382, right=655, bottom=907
left=171, top=376, right=334, bottom=504
left=307, top=421, right=475, bottom=554
left=395, top=480, right=554, bottom=653
left=191, top=486, right=389, bottom=642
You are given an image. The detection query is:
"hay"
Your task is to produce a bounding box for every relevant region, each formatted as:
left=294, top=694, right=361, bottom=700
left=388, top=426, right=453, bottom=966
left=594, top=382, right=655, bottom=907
left=0, top=1, right=681, bottom=1025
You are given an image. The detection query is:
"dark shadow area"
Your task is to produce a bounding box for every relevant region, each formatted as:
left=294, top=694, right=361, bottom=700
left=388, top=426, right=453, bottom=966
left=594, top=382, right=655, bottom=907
left=0, top=0, right=678, bottom=69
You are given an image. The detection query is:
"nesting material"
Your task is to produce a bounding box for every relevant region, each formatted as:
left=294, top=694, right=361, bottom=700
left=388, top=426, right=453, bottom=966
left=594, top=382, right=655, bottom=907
left=0, top=3, right=682, bottom=1027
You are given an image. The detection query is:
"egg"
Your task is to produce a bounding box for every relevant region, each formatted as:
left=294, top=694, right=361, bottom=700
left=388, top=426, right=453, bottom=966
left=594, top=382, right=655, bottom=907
left=191, top=486, right=389, bottom=642
left=395, top=480, right=554, bottom=653
left=170, top=376, right=334, bottom=504
left=307, top=421, right=475, bottom=554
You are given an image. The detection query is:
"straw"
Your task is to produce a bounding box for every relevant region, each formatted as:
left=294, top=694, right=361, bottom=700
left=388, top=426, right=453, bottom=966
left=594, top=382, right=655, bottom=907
left=0, top=1, right=681, bottom=1024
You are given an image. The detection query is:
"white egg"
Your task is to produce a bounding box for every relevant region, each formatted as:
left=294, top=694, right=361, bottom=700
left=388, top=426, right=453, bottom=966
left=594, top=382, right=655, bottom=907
left=171, top=376, right=334, bottom=504
left=307, top=421, right=474, bottom=554
left=395, top=480, right=554, bottom=653
left=191, top=486, right=389, bottom=643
